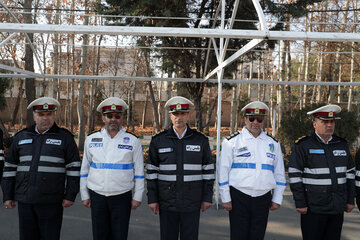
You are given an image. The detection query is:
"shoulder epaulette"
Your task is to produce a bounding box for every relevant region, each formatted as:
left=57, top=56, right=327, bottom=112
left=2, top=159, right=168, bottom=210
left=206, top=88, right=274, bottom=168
left=152, top=129, right=167, bottom=139
left=226, top=131, right=240, bottom=140
left=193, top=129, right=209, bottom=139
left=267, top=133, right=279, bottom=142
left=295, top=135, right=307, bottom=144
left=126, top=130, right=138, bottom=138
left=87, top=129, right=101, bottom=136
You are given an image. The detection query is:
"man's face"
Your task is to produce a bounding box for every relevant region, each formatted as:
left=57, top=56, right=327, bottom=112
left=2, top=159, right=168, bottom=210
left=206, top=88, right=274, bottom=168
left=102, top=112, right=123, bottom=132
left=170, top=112, right=190, bottom=129
left=313, top=118, right=335, bottom=138
left=243, top=115, right=265, bottom=137
left=33, top=111, right=56, bottom=132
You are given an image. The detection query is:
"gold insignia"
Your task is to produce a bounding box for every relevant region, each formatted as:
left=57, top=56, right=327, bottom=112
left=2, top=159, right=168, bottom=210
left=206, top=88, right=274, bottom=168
left=255, top=108, right=260, bottom=114
left=328, top=111, right=333, bottom=117
left=111, top=104, right=116, bottom=110
left=176, top=104, right=182, bottom=110
left=43, top=103, right=48, bottom=109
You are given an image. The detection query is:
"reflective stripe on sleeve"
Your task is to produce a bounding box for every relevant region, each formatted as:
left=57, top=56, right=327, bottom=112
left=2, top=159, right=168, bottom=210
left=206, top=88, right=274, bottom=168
left=40, top=156, right=65, bottom=164
left=80, top=174, right=88, bottom=178
left=335, top=167, right=347, bottom=173
left=202, top=174, right=215, bottom=180
left=356, top=181, right=360, bottom=187
left=202, top=164, right=214, bottom=170
left=276, top=181, right=287, bottom=186
left=289, top=177, right=302, bottom=184
left=146, top=173, right=158, bottom=180
left=146, top=164, right=159, bottom=171
left=356, top=171, right=360, bottom=177
left=219, top=181, right=229, bottom=186
left=134, top=175, right=145, bottom=179
left=66, top=162, right=81, bottom=168
left=288, top=167, right=302, bottom=173
left=5, top=162, right=17, bottom=168
left=347, top=173, right=355, bottom=179
left=2, top=171, right=17, bottom=177
left=66, top=171, right=80, bottom=176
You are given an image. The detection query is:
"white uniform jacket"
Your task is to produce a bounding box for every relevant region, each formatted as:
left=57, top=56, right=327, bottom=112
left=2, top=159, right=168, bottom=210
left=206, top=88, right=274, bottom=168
left=217, top=127, right=286, bottom=204
left=80, top=128, right=144, bottom=202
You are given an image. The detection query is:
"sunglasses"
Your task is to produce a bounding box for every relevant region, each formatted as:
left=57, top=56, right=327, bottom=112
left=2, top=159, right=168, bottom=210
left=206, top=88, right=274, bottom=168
left=248, top=116, right=264, bottom=123
left=105, top=114, right=121, bottom=119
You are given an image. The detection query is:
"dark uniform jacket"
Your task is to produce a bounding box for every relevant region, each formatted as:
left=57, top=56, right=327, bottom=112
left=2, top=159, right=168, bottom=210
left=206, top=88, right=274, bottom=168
left=289, top=132, right=355, bottom=214
left=146, top=125, right=215, bottom=212
left=1, top=123, right=80, bottom=204
left=0, top=129, right=4, bottom=183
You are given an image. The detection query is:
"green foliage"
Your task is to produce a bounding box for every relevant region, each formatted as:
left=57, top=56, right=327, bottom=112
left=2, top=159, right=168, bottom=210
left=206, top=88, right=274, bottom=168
left=278, top=103, right=360, bottom=150
left=0, top=77, right=10, bottom=111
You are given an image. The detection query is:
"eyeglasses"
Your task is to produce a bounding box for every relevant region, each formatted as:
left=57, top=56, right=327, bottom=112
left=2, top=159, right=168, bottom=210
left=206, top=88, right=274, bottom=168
left=248, top=116, right=264, bottom=123
left=105, top=114, right=121, bottom=119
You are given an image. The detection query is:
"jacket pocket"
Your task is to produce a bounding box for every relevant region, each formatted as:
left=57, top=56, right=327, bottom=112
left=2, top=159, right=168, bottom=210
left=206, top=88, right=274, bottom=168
left=38, top=174, right=65, bottom=194
left=15, top=173, right=28, bottom=194
left=305, top=185, right=331, bottom=207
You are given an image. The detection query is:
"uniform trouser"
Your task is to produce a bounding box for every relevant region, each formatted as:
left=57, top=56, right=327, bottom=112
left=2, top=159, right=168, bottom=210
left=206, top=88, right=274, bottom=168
left=229, top=187, right=272, bottom=240
left=18, top=202, right=63, bottom=240
left=89, top=190, right=132, bottom=240
left=301, top=211, right=344, bottom=240
left=159, top=209, right=200, bottom=240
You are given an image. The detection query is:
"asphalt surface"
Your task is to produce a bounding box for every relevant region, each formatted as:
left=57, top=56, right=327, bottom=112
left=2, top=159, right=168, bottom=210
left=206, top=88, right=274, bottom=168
left=1, top=185, right=360, bottom=240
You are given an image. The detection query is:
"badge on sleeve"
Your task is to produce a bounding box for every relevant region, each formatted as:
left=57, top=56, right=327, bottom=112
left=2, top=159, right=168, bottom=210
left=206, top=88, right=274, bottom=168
left=269, top=143, right=274, bottom=153
left=123, top=137, right=130, bottom=143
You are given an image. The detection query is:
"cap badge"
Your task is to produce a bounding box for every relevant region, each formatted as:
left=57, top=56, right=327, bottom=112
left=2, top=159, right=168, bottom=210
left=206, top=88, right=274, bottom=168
left=43, top=103, right=49, bottom=109
left=328, top=111, right=334, bottom=117
left=255, top=108, right=260, bottom=114
left=111, top=104, right=116, bottom=110
left=176, top=104, right=182, bottom=110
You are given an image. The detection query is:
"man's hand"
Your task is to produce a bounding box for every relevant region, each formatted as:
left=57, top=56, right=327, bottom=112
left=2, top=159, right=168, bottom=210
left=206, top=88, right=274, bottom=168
left=62, top=200, right=74, bottom=208
left=345, top=204, right=355, bottom=213
left=222, top=201, right=232, bottom=211
left=131, top=200, right=141, bottom=210
left=4, top=200, right=16, bottom=209
left=296, top=207, right=308, bottom=214
left=82, top=199, right=91, bottom=208
left=201, top=202, right=212, bottom=212
left=270, top=202, right=280, bottom=211
left=148, top=203, right=159, bottom=215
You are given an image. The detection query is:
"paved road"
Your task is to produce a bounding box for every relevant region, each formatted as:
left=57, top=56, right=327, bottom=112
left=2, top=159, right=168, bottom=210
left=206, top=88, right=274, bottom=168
left=1, top=185, right=359, bottom=240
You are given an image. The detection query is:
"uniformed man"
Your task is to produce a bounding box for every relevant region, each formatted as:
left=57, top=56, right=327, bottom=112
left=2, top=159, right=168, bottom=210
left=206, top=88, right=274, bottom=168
left=217, top=101, right=286, bottom=240
left=146, top=96, right=215, bottom=240
left=356, top=149, right=360, bottom=210
left=0, top=128, right=4, bottom=182
left=288, top=104, right=355, bottom=240
left=80, top=97, right=144, bottom=240
left=1, top=97, right=80, bottom=240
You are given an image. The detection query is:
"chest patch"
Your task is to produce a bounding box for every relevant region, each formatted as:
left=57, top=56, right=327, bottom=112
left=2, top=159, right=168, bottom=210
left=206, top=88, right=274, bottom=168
left=158, top=148, right=173, bottom=153
left=186, top=145, right=201, bottom=152
left=18, top=139, right=33, bottom=145
left=237, top=147, right=248, bottom=153
left=123, top=137, right=130, bottom=143
left=91, top=138, right=103, bottom=142
left=236, top=152, right=251, bottom=157
left=309, top=149, right=325, bottom=154
left=266, top=153, right=275, bottom=160
left=118, top=144, right=133, bottom=150
left=46, top=139, right=62, bottom=146
left=89, top=143, right=103, bottom=148
left=333, top=150, right=347, bottom=156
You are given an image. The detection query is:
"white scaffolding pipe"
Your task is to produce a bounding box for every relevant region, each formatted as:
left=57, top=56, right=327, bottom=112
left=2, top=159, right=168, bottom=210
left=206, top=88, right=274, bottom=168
left=1, top=23, right=359, bottom=42
left=0, top=33, right=17, bottom=48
